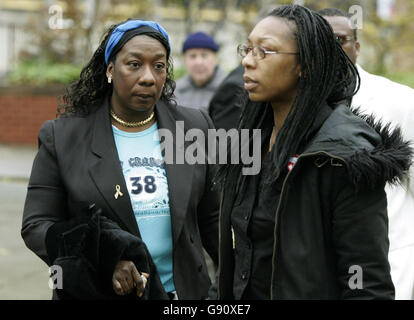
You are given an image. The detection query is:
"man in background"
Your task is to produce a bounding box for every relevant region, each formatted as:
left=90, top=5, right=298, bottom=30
left=175, top=31, right=227, bottom=112
left=320, top=7, right=414, bottom=300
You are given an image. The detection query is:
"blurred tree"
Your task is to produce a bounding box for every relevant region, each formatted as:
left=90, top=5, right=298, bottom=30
left=236, top=0, right=260, bottom=33
left=304, top=0, right=414, bottom=74
left=362, top=0, right=414, bottom=73
left=12, top=0, right=414, bottom=86
left=19, top=0, right=155, bottom=65
left=183, top=0, right=201, bottom=35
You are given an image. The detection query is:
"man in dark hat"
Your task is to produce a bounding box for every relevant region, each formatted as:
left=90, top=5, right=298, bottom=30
left=175, top=31, right=227, bottom=111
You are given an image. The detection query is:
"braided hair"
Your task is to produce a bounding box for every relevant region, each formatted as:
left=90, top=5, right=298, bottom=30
left=215, top=4, right=359, bottom=195
left=57, top=19, right=176, bottom=117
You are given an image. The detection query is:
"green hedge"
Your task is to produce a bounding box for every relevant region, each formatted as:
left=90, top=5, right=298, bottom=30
left=9, top=61, right=186, bottom=85
left=9, top=61, right=82, bottom=86
left=173, top=67, right=186, bottom=81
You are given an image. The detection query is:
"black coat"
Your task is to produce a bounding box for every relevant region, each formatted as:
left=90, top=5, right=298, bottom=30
left=22, top=98, right=219, bottom=300
left=209, top=64, right=244, bottom=131
left=46, top=206, right=168, bottom=300
left=217, top=103, right=413, bottom=299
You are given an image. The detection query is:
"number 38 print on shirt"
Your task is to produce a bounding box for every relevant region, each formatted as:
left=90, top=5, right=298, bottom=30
left=124, top=163, right=170, bottom=217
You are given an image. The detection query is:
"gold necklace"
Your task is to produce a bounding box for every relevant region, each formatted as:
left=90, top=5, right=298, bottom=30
left=110, top=109, right=155, bottom=128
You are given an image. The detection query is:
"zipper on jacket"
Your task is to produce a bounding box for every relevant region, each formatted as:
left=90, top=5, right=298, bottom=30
left=269, top=151, right=347, bottom=299
left=217, top=188, right=225, bottom=299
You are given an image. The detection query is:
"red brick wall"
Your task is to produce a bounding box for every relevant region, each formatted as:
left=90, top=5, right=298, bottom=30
left=0, top=89, right=61, bottom=145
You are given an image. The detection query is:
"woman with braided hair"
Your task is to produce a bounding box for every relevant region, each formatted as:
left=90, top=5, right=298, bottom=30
left=22, top=19, right=219, bottom=300
left=216, top=4, right=412, bottom=299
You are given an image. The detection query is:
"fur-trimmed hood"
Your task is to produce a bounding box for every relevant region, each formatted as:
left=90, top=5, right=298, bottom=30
left=304, top=104, right=413, bottom=189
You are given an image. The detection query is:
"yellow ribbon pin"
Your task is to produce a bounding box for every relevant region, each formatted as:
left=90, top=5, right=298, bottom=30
left=114, top=185, right=123, bottom=199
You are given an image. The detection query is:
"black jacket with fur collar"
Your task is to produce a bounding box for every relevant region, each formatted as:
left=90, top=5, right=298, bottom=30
left=217, top=103, right=412, bottom=300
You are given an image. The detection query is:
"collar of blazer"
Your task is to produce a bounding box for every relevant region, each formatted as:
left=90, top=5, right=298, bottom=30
left=89, top=97, right=195, bottom=245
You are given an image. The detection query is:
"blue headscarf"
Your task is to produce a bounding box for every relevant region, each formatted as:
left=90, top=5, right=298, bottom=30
left=104, top=20, right=170, bottom=65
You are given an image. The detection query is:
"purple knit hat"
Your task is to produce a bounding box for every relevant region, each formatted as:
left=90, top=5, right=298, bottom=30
left=182, top=31, right=219, bottom=53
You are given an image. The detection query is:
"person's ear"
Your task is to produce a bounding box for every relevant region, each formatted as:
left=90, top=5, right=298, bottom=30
left=355, top=41, right=361, bottom=59
left=106, top=62, right=114, bottom=83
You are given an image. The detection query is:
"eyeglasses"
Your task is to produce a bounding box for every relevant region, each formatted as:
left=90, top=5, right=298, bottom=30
left=334, top=34, right=354, bottom=45
left=237, top=44, right=298, bottom=60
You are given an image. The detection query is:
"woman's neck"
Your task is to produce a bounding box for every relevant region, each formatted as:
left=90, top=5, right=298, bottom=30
left=269, top=100, right=292, bottom=151
left=110, top=98, right=156, bottom=133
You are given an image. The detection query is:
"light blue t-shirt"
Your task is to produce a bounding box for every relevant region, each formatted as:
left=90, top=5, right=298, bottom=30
left=112, top=122, right=175, bottom=293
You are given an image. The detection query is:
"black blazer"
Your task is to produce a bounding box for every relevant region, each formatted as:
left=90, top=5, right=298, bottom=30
left=22, top=98, right=219, bottom=300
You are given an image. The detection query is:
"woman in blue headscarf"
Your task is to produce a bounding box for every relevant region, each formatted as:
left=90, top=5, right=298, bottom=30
left=22, top=19, right=219, bottom=300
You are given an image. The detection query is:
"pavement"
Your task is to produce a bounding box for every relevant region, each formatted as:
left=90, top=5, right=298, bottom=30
left=0, top=143, right=51, bottom=300
left=0, top=144, right=37, bottom=182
